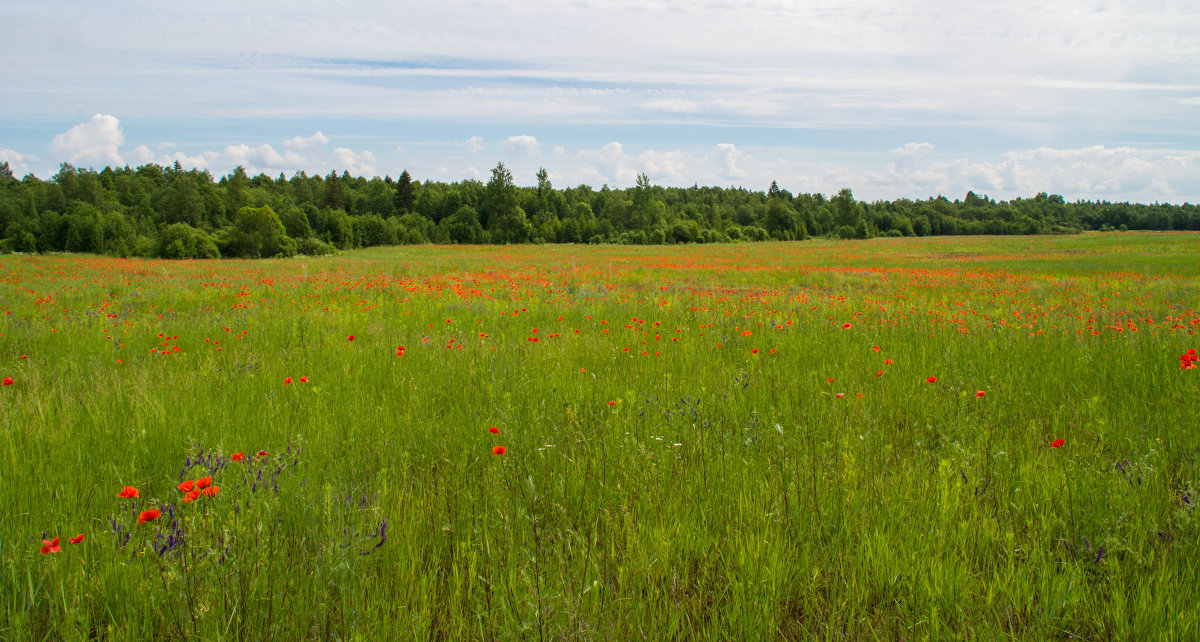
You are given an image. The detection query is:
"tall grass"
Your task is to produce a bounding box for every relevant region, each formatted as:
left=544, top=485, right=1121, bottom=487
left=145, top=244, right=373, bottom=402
left=2, top=233, right=1198, bottom=639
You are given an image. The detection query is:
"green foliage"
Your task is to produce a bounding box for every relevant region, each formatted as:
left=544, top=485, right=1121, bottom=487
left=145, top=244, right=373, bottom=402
left=1, top=162, right=1197, bottom=260
left=158, top=223, right=220, bottom=259
left=229, top=205, right=295, bottom=258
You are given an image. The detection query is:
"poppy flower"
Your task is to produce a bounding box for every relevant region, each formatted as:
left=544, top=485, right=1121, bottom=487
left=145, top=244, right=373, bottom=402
left=751, top=348, right=759, bottom=354
left=1051, top=439, right=1065, bottom=449
left=492, top=446, right=507, bottom=456
left=347, top=335, right=355, bottom=342
left=202, top=485, right=220, bottom=497
left=40, top=537, right=61, bottom=554
left=836, top=393, right=845, bottom=398
left=183, top=489, right=201, bottom=502
left=196, top=476, right=212, bottom=490
left=976, top=390, right=986, bottom=398
left=137, top=509, right=161, bottom=524
left=926, top=376, right=937, bottom=383
left=256, top=451, right=269, bottom=458
left=69, top=534, right=84, bottom=545
left=299, top=376, right=309, bottom=383
left=2, top=377, right=12, bottom=386
left=117, top=486, right=139, bottom=499
left=284, top=377, right=292, bottom=384
left=842, top=323, right=852, bottom=330
left=231, top=453, right=245, bottom=462
left=177, top=480, right=195, bottom=492
left=488, top=427, right=500, bottom=434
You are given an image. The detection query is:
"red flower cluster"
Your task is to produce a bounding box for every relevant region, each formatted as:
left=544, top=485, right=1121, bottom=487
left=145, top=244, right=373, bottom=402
left=1181, top=349, right=1198, bottom=370
left=1050, top=439, right=1065, bottom=449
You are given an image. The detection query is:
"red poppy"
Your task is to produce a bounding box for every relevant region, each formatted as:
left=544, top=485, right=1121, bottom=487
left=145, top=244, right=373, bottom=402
left=1051, top=439, right=1065, bottom=449
left=231, top=452, right=245, bottom=461
left=976, top=390, right=986, bottom=398
left=183, top=489, right=201, bottom=502
left=69, top=534, right=84, bottom=545
left=492, top=446, right=506, bottom=456
left=117, top=486, right=139, bottom=499
left=196, top=476, right=212, bottom=490
left=177, top=480, right=195, bottom=492
left=40, top=537, right=61, bottom=554
left=836, top=393, right=845, bottom=398
left=202, top=485, right=220, bottom=497
left=347, top=335, right=355, bottom=341
left=488, top=427, right=500, bottom=434
left=751, top=348, right=759, bottom=354
left=299, top=376, right=309, bottom=383
left=137, top=509, right=161, bottom=524
left=842, top=323, right=852, bottom=330
left=2, top=377, right=12, bottom=386
left=926, top=376, right=937, bottom=383
left=284, top=377, right=292, bottom=384
left=256, top=450, right=269, bottom=458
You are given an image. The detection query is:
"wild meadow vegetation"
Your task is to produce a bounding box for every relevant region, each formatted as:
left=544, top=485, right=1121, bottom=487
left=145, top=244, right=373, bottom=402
left=2, top=232, right=1199, bottom=639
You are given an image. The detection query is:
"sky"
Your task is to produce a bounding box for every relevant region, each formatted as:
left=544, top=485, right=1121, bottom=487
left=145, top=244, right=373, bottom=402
left=1, top=0, right=1198, bottom=202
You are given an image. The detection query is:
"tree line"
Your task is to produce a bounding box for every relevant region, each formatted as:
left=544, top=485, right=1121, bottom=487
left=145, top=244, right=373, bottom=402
left=0, top=160, right=1196, bottom=258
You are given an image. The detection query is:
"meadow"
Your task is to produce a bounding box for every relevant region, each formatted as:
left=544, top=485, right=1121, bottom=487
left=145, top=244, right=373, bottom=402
left=2, top=232, right=1198, bottom=640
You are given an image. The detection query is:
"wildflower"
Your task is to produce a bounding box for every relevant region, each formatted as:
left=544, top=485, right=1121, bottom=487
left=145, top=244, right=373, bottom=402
left=197, top=476, right=212, bottom=490
left=177, top=480, right=195, bottom=492
left=751, top=348, right=759, bottom=354
left=69, top=534, right=84, bottom=545
left=284, top=377, right=292, bottom=384
left=347, top=335, right=355, bottom=341
left=299, top=376, right=309, bottom=383
left=231, top=453, right=245, bottom=462
left=183, top=489, right=200, bottom=502
left=117, top=486, right=139, bottom=499
left=137, top=509, right=161, bottom=524
left=2, top=377, right=12, bottom=386
left=842, top=323, right=852, bottom=330
left=40, top=537, right=61, bottom=554
left=1051, top=439, right=1065, bottom=449
left=492, top=446, right=507, bottom=456
left=488, top=427, right=500, bottom=434
left=836, top=393, right=845, bottom=398
left=202, top=485, right=220, bottom=497
left=256, top=451, right=269, bottom=458
left=926, top=376, right=937, bottom=383
left=976, top=390, right=986, bottom=398
left=885, top=359, right=893, bottom=365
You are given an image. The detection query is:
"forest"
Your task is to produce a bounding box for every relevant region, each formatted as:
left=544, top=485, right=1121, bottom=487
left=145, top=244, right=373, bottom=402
left=1, top=160, right=1196, bottom=258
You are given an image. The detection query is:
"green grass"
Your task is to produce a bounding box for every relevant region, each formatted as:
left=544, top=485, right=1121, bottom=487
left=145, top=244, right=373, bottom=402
left=2, top=233, right=1199, bottom=639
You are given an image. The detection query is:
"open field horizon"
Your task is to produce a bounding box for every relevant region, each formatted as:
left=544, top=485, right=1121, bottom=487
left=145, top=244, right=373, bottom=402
left=3, top=233, right=1198, bottom=639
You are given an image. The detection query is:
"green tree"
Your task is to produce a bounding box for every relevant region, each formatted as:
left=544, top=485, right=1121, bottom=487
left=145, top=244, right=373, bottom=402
left=482, top=163, right=530, bottom=243
left=229, top=205, right=295, bottom=258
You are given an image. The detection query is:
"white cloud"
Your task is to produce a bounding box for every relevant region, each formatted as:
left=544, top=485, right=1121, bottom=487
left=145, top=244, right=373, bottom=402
left=576, top=141, right=637, bottom=185
left=641, top=98, right=700, bottom=114
left=49, top=114, right=125, bottom=166
left=1178, top=97, right=1200, bottom=106
left=505, top=134, right=541, bottom=156
left=331, top=147, right=378, bottom=176
left=125, top=145, right=155, bottom=165
left=892, top=142, right=934, bottom=158
left=466, top=136, right=484, bottom=153
left=714, top=143, right=746, bottom=179
left=0, top=149, right=36, bottom=176
left=283, top=131, right=328, bottom=152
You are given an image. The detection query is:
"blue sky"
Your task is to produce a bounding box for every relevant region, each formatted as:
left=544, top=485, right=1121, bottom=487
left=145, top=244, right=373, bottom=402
left=2, top=0, right=1198, bottom=202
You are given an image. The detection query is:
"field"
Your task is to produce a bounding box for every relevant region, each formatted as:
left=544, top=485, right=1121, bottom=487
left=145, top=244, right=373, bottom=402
left=2, top=233, right=1199, bottom=640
